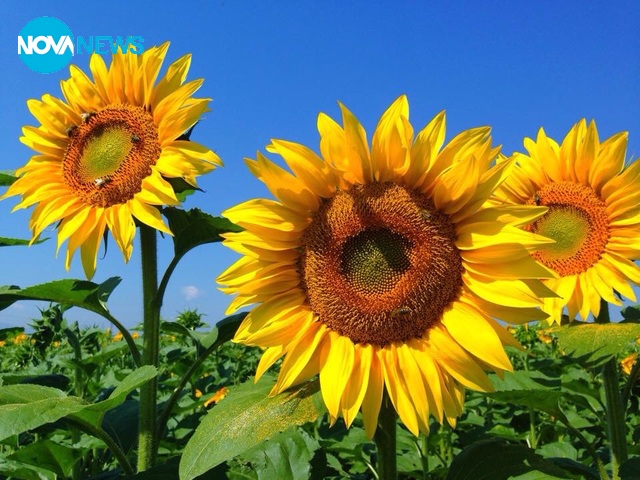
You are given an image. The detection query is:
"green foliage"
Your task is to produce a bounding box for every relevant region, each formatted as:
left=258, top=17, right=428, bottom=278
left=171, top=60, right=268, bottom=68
left=0, top=277, right=121, bottom=316
left=162, top=207, right=243, bottom=258
left=0, top=236, right=47, bottom=247
left=551, top=321, right=640, bottom=368
left=180, top=377, right=323, bottom=480
left=1, top=309, right=638, bottom=479
left=0, top=170, right=17, bottom=186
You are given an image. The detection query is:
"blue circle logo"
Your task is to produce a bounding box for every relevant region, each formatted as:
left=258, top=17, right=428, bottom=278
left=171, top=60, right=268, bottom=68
left=18, top=17, right=74, bottom=74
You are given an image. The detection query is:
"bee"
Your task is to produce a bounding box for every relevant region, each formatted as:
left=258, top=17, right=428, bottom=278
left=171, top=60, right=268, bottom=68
left=534, top=193, right=541, bottom=206
left=81, top=111, right=97, bottom=124
left=65, top=125, right=78, bottom=138
left=131, top=134, right=140, bottom=143
left=94, top=177, right=111, bottom=188
left=390, top=306, right=411, bottom=318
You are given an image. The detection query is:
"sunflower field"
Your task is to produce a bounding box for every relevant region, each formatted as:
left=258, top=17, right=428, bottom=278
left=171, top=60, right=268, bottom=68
left=1, top=42, right=640, bottom=480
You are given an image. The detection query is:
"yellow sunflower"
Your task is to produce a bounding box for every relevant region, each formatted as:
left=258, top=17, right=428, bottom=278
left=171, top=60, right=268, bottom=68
left=495, top=120, right=640, bottom=324
left=218, top=96, right=554, bottom=437
left=3, top=42, right=221, bottom=279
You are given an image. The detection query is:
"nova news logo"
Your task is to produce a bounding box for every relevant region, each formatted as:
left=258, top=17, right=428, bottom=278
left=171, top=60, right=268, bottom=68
left=18, top=16, right=144, bottom=74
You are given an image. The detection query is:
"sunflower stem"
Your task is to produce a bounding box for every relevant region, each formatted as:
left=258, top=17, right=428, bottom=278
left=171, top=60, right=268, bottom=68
left=137, top=225, right=160, bottom=472
left=597, top=300, right=627, bottom=478
left=374, top=392, right=398, bottom=480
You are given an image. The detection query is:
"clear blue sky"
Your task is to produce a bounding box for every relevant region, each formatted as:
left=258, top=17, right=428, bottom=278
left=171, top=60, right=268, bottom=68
left=1, top=1, right=639, bottom=330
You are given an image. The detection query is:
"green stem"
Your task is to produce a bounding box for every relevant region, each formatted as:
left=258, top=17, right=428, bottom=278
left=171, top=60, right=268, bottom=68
left=64, top=327, right=83, bottom=480
left=420, top=434, right=429, bottom=480
left=137, top=225, right=160, bottom=472
left=104, top=311, right=142, bottom=367
left=156, top=339, right=217, bottom=439
left=562, top=421, right=610, bottom=480
left=374, top=392, right=398, bottom=480
left=68, top=419, right=134, bottom=476
left=528, top=409, right=538, bottom=449
left=603, top=359, right=627, bottom=477
left=597, top=300, right=628, bottom=477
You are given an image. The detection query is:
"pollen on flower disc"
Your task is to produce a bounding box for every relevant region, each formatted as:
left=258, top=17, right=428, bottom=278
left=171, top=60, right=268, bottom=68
left=63, top=104, right=161, bottom=207
left=300, top=182, right=463, bottom=346
left=527, top=181, right=609, bottom=276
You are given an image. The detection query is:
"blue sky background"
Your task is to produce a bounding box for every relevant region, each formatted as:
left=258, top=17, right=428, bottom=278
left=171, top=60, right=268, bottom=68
left=1, top=1, right=638, bottom=330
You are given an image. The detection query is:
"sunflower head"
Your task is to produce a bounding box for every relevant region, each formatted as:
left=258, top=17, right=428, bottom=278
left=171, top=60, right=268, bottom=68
left=3, top=42, right=222, bottom=279
left=496, top=120, right=640, bottom=323
left=218, top=96, right=554, bottom=437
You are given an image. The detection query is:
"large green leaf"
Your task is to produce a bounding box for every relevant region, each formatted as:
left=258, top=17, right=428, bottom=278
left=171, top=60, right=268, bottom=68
left=179, top=376, right=323, bottom=480
left=551, top=322, right=640, bottom=367
left=0, top=367, right=156, bottom=442
left=163, top=207, right=242, bottom=258
left=0, top=277, right=121, bottom=315
left=486, top=371, right=567, bottom=420
left=0, top=170, right=17, bottom=187
left=71, top=365, right=157, bottom=427
left=446, top=438, right=572, bottom=480
left=235, top=429, right=323, bottom=480
left=0, top=385, right=87, bottom=442
left=7, top=439, right=79, bottom=478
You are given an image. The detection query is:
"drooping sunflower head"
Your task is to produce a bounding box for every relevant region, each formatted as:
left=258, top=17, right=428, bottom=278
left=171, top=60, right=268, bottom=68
left=3, top=42, right=221, bottom=279
left=496, top=120, right=640, bottom=324
left=218, top=96, right=553, bottom=437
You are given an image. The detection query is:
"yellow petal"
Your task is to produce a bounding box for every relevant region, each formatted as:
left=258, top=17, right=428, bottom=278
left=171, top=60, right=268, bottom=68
left=319, top=331, right=355, bottom=420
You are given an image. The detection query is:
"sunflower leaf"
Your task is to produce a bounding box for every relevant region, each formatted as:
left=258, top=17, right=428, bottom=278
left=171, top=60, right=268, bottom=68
left=550, top=321, right=640, bottom=368
left=621, top=305, right=640, bottom=321
left=165, top=177, right=202, bottom=202
left=446, top=438, right=573, bottom=480
left=179, top=376, right=323, bottom=480
left=70, top=366, right=156, bottom=427
left=235, top=428, right=323, bottom=480
left=0, top=385, right=87, bottom=442
left=0, top=236, right=47, bottom=247
left=0, top=277, right=121, bottom=316
left=485, top=371, right=567, bottom=421
left=0, top=170, right=17, bottom=187
left=7, top=440, right=79, bottom=478
left=162, top=207, right=243, bottom=258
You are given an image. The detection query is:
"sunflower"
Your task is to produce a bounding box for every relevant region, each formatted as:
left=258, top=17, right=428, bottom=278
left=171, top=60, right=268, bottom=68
left=218, top=96, right=553, bottom=436
left=3, top=42, right=221, bottom=279
left=495, top=120, right=640, bottom=324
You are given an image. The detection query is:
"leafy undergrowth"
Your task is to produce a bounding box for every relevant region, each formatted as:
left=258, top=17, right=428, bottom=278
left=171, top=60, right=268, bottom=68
left=0, top=306, right=639, bottom=479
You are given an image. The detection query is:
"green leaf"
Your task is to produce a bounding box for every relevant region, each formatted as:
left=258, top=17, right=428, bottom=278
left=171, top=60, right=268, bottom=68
left=0, top=458, right=56, bottom=480
left=7, top=439, right=79, bottom=478
left=621, top=304, right=640, bottom=321
left=71, top=366, right=157, bottom=427
left=166, top=177, right=201, bottom=203
left=446, top=438, right=571, bottom=480
left=0, top=385, right=87, bottom=442
left=0, top=368, right=155, bottom=443
left=0, top=170, right=17, bottom=187
left=160, top=320, right=194, bottom=339
left=551, top=322, right=640, bottom=367
left=237, top=429, right=322, bottom=480
left=163, top=207, right=243, bottom=258
left=0, top=237, right=47, bottom=247
left=179, top=376, right=323, bottom=480
left=0, top=277, right=121, bottom=315
left=537, top=442, right=578, bottom=460
left=486, top=371, right=567, bottom=421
